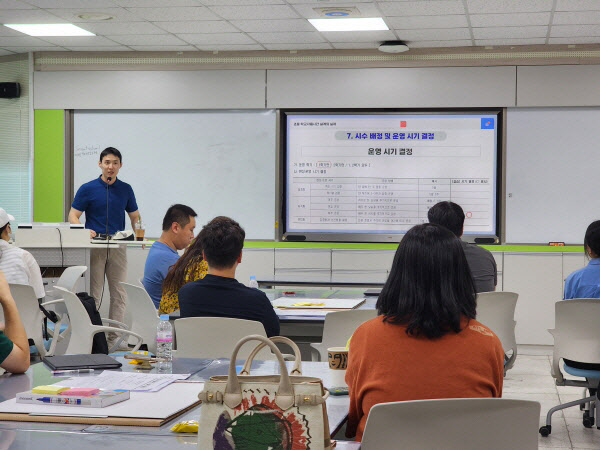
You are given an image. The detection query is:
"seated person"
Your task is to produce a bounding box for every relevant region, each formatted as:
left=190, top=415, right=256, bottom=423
left=428, top=201, right=497, bottom=293
left=0, top=270, right=30, bottom=373
left=345, top=223, right=504, bottom=441
left=178, top=216, right=279, bottom=337
left=0, top=208, right=45, bottom=299
left=142, top=204, right=197, bottom=308
left=563, top=220, right=600, bottom=370
left=564, top=220, right=600, bottom=299
left=159, top=236, right=207, bottom=315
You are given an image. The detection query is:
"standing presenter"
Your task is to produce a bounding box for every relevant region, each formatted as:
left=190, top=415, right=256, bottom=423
left=68, top=147, right=140, bottom=348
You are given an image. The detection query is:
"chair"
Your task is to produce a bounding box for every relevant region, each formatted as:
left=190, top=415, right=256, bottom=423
left=121, top=282, right=160, bottom=354
left=48, top=265, right=88, bottom=319
left=361, top=398, right=540, bottom=450
left=476, top=291, right=518, bottom=373
left=173, top=317, right=274, bottom=360
left=6, top=284, right=66, bottom=357
left=309, top=309, right=378, bottom=361
left=54, top=287, right=143, bottom=354
left=56, top=266, right=88, bottom=292
left=539, top=299, right=600, bottom=437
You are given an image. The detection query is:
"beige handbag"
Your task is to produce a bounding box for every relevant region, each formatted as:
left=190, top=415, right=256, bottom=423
left=198, top=335, right=333, bottom=449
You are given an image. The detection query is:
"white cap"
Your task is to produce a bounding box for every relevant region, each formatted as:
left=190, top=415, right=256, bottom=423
left=0, top=208, right=15, bottom=228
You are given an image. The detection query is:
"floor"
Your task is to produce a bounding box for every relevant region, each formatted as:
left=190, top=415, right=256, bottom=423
left=507, top=345, right=600, bottom=450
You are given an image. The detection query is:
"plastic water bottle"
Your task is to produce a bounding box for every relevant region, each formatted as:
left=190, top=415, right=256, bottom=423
left=249, top=275, right=259, bottom=289
left=156, top=314, right=173, bottom=372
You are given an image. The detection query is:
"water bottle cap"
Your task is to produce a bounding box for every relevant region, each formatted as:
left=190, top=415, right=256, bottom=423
left=159, top=314, right=170, bottom=321
left=250, top=275, right=256, bottom=279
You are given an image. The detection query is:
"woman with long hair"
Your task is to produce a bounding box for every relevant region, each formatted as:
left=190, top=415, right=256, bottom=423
left=345, top=223, right=504, bottom=441
left=158, top=237, right=207, bottom=314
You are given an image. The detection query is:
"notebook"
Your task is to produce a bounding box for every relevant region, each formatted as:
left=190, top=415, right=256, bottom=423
left=43, top=354, right=122, bottom=371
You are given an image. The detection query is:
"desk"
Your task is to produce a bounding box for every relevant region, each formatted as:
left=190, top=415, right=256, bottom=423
left=0, top=357, right=357, bottom=449
left=169, top=289, right=376, bottom=359
left=258, top=280, right=383, bottom=289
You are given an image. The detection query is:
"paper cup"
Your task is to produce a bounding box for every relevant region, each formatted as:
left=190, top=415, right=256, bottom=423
left=328, top=347, right=348, bottom=387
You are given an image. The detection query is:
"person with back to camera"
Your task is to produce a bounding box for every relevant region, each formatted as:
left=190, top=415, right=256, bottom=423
left=158, top=235, right=208, bottom=315
left=345, top=223, right=504, bottom=442
left=427, top=201, right=497, bottom=293
left=562, top=220, right=600, bottom=370
left=178, top=216, right=279, bottom=337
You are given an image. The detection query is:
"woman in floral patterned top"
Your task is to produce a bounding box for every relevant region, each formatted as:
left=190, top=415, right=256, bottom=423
left=159, top=237, right=208, bottom=314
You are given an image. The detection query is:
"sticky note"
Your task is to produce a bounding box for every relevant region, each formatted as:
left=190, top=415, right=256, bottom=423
left=291, top=302, right=325, bottom=307
left=60, top=388, right=100, bottom=396
left=32, top=385, right=69, bottom=395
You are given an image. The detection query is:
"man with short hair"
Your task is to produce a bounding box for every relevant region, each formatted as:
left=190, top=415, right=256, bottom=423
left=0, top=270, right=30, bottom=373
left=178, top=216, right=279, bottom=337
left=428, top=201, right=497, bottom=293
left=142, top=204, right=197, bottom=307
left=0, top=207, right=45, bottom=299
left=68, top=147, right=140, bottom=345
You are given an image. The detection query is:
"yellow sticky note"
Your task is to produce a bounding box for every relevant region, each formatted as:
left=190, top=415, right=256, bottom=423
left=32, top=385, right=69, bottom=395
left=291, top=302, right=325, bottom=307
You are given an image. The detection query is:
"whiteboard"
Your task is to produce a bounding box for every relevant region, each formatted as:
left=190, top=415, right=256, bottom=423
left=74, top=110, right=276, bottom=240
left=506, top=107, right=600, bottom=244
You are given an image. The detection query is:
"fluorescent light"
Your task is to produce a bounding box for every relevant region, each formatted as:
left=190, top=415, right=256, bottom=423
left=4, top=24, right=95, bottom=36
left=309, top=18, right=388, bottom=32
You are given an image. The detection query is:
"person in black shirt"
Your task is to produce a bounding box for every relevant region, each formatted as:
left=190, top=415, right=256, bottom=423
left=178, top=216, right=280, bottom=337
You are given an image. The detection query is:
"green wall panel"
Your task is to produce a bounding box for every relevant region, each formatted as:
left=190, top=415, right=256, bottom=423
left=34, top=110, right=64, bottom=221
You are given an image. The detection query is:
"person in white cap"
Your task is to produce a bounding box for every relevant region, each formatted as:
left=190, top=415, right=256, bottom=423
left=0, top=208, right=45, bottom=299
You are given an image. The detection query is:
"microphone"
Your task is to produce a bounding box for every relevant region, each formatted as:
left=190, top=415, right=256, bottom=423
left=107, top=177, right=112, bottom=182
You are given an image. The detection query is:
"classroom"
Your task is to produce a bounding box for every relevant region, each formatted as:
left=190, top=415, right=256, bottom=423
left=2, top=1, right=600, bottom=449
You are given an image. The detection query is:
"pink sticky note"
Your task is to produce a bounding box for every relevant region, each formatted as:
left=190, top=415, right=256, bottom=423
left=60, top=388, right=100, bottom=396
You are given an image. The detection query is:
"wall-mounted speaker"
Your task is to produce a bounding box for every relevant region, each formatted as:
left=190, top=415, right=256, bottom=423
left=0, top=82, right=20, bottom=98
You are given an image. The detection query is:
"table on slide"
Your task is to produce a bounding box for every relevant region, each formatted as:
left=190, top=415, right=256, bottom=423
left=0, top=356, right=359, bottom=449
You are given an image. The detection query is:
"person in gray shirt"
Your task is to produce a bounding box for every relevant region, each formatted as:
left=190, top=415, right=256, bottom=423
left=427, top=201, right=497, bottom=293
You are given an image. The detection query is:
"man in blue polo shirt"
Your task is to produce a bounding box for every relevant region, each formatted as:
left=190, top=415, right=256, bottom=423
left=142, top=204, right=197, bottom=308
left=69, top=147, right=140, bottom=347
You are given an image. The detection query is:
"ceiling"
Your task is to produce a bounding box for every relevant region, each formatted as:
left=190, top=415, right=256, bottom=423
left=1, top=0, right=600, bottom=56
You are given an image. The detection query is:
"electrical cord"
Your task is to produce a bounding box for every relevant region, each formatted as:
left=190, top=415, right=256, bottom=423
left=97, top=178, right=111, bottom=311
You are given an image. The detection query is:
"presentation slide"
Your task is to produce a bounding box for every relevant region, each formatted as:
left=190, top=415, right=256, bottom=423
left=284, top=112, right=499, bottom=239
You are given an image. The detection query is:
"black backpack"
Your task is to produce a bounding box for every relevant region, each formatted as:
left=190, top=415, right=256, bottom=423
left=76, top=292, right=109, bottom=354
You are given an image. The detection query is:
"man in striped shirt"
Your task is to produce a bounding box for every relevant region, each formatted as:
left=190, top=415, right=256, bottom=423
left=0, top=208, right=45, bottom=300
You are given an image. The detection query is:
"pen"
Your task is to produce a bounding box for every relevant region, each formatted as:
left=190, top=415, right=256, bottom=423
left=36, top=397, right=91, bottom=406
left=51, top=369, right=95, bottom=376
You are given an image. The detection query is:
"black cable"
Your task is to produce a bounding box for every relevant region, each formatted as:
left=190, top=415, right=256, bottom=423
left=98, top=180, right=111, bottom=311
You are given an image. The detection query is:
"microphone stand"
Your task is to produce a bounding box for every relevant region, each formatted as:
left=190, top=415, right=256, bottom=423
left=98, top=176, right=112, bottom=311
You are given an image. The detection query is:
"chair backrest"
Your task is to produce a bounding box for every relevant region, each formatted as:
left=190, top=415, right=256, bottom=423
left=56, top=266, right=87, bottom=291
left=476, top=291, right=518, bottom=354
left=121, top=282, right=160, bottom=354
left=551, top=299, right=600, bottom=375
left=54, top=286, right=96, bottom=354
left=174, top=317, right=274, bottom=360
left=311, top=309, right=378, bottom=361
left=7, top=283, right=46, bottom=356
left=361, top=398, right=540, bottom=450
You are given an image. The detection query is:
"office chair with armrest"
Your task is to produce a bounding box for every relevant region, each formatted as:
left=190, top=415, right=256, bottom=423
left=6, top=283, right=66, bottom=357
left=121, top=282, right=160, bottom=354
left=539, top=298, right=600, bottom=436
left=476, top=291, right=518, bottom=374
left=361, top=398, right=540, bottom=450
left=54, top=286, right=143, bottom=354
left=310, top=309, right=378, bottom=361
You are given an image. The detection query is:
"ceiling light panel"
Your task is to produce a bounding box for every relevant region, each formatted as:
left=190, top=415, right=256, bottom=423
left=309, top=18, right=388, bottom=32
left=4, top=23, right=95, bottom=36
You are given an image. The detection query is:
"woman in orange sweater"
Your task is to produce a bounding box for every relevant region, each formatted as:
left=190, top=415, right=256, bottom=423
left=346, top=223, right=504, bottom=441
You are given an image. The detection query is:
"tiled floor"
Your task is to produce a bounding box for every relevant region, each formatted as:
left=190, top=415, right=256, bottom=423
left=508, top=345, right=600, bottom=450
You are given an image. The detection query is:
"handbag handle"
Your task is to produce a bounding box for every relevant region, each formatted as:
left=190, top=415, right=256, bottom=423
left=239, top=336, right=302, bottom=376
left=224, top=334, right=295, bottom=410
